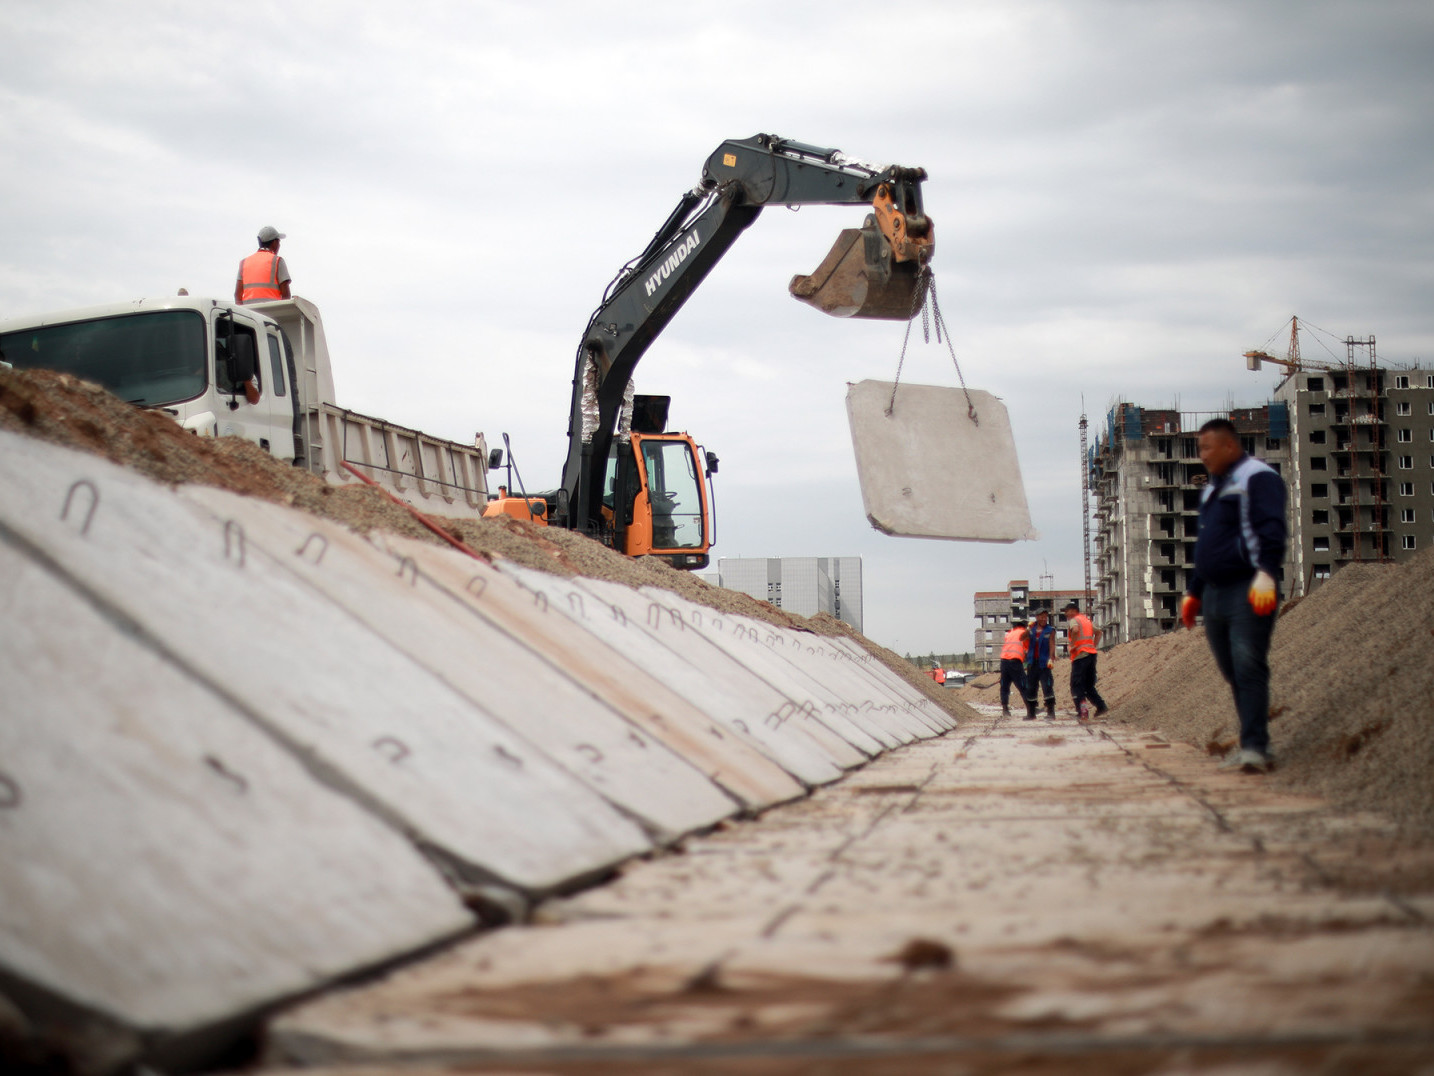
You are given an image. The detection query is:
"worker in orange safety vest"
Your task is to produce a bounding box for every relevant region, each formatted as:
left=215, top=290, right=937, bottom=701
left=235, top=225, right=292, bottom=304
left=998, top=618, right=1035, bottom=719
left=1063, top=601, right=1107, bottom=721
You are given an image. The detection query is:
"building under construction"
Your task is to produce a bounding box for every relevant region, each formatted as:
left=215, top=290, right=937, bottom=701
left=1087, top=320, right=1434, bottom=645
left=1088, top=403, right=1294, bottom=644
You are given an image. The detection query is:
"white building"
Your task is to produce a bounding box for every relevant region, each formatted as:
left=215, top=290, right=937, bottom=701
left=714, top=557, right=863, bottom=632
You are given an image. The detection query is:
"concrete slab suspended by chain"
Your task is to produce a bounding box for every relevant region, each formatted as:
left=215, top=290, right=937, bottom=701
left=846, top=379, right=1039, bottom=542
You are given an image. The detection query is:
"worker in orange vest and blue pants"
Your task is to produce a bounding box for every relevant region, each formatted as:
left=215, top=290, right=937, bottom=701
left=1063, top=601, right=1107, bottom=722
left=235, top=225, right=292, bottom=304
left=998, top=618, right=1035, bottom=719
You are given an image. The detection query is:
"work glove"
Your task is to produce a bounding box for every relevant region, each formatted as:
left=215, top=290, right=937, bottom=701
left=1180, top=595, right=1200, bottom=630
left=1248, top=570, right=1277, bottom=616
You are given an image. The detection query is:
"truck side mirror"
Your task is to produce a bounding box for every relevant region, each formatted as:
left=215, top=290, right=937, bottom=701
left=705, top=450, right=719, bottom=475
left=488, top=448, right=504, bottom=469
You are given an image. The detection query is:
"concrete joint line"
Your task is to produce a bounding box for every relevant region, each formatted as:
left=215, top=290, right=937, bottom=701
left=1097, top=728, right=1237, bottom=836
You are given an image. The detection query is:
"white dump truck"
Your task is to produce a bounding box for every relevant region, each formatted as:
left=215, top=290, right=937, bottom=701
left=0, top=295, right=494, bottom=518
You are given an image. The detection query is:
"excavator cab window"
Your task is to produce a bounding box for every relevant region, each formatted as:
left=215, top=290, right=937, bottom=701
left=603, top=442, right=641, bottom=523
left=638, top=438, right=705, bottom=551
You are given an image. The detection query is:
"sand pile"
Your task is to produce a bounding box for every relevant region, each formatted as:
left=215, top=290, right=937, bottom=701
left=0, top=366, right=966, bottom=716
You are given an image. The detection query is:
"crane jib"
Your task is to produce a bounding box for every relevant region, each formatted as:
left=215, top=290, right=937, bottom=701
left=644, top=231, right=702, bottom=297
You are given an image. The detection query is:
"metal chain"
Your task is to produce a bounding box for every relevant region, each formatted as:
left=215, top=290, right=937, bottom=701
left=886, top=267, right=978, bottom=425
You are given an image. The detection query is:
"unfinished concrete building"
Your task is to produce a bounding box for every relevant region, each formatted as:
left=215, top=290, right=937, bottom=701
left=1089, top=403, right=1294, bottom=644
left=1270, top=356, right=1434, bottom=592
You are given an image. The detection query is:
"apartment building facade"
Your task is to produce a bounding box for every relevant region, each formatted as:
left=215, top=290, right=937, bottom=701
left=1088, top=402, right=1294, bottom=644
left=1088, top=364, right=1434, bottom=644
left=1276, top=364, right=1434, bottom=591
left=714, top=556, right=864, bottom=633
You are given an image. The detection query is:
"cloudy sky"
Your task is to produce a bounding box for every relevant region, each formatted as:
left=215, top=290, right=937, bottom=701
left=4, top=0, right=1432, bottom=657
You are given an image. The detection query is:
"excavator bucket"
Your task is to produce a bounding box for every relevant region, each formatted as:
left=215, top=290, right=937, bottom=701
left=789, top=219, right=923, bottom=320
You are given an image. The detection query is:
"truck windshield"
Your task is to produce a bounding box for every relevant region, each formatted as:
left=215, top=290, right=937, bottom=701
left=641, top=439, right=705, bottom=550
left=0, top=310, right=207, bottom=407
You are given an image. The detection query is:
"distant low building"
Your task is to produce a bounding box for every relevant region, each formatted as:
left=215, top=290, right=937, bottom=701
left=713, top=556, right=863, bottom=633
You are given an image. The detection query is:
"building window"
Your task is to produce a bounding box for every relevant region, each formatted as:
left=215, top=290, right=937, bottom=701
left=1309, top=402, right=1326, bottom=416
left=1313, top=564, right=1331, bottom=580
left=1313, top=536, right=1329, bottom=552
left=1312, top=509, right=1329, bottom=525
left=1307, top=377, right=1324, bottom=392
left=1312, top=483, right=1328, bottom=498
left=1397, top=401, right=1412, bottom=416
left=1400, top=508, right=1416, bottom=523
left=1309, top=429, right=1327, bottom=444
left=1395, top=375, right=1410, bottom=389
left=1399, top=456, right=1413, bottom=469
left=1401, top=483, right=1414, bottom=496
left=1403, top=535, right=1417, bottom=550
left=1310, top=456, right=1327, bottom=471
left=1428, top=375, right=1434, bottom=389
left=1398, top=429, right=1413, bottom=442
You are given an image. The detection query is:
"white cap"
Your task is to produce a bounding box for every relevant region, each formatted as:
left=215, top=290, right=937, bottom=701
left=257, top=225, right=286, bottom=244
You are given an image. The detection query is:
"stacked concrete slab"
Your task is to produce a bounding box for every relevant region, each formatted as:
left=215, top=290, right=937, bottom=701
left=0, top=428, right=959, bottom=1073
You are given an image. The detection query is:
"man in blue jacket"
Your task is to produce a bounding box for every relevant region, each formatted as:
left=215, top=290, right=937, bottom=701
left=1181, top=418, right=1287, bottom=773
left=1025, top=608, right=1058, bottom=720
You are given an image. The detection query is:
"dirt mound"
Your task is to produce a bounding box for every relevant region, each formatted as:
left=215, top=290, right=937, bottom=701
left=0, top=366, right=971, bottom=721
left=1110, top=553, right=1434, bottom=838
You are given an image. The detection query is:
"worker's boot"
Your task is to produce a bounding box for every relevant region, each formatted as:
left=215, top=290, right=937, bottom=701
left=1045, top=698, right=1056, bottom=720
left=1024, top=698, right=1038, bottom=720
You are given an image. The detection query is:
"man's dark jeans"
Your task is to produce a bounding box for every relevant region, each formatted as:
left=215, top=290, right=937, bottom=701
left=999, top=658, right=1027, bottom=711
left=1026, top=664, right=1055, bottom=703
left=1069, top=654, right=1106, bottom=712
left=1201, top=579, right=1277, bottom=755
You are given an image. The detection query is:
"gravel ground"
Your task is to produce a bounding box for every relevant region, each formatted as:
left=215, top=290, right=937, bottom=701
left=6, top=367, right=1430, bottom=839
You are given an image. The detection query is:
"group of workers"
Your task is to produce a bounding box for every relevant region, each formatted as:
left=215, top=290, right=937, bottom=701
left=993, top=417, right=1285, bottom=775
left=997, top=603, right=1107, bottom=722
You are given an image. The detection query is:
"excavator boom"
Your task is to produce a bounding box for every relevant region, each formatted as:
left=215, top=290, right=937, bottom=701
left=518, top=134, right=937, bottom=559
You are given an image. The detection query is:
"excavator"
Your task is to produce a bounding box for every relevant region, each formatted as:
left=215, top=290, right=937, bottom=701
left=483, top=133, right=935, bottom=569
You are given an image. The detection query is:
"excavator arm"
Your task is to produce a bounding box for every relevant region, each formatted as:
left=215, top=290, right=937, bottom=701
left=557, top=133, right=934, bottom=535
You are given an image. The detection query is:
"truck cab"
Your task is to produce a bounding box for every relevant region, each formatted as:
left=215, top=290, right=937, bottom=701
left=0, top=295, right=311, bottom=464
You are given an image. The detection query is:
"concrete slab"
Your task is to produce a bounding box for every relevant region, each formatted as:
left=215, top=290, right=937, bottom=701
left=846, top=379, right=1038, bottom=542
left=632, top=587, right=935, bottom=747
left=573, top=576, right=873, bottom=769
left=373, top=534, right=807, bottom=813
left=0, top=431, right=651, bottom=899
left=262, top=715, right=1433, bottom=1071
left=177, top=487, right=741, bottom=843
left=0, top=536, right=471, bottom=1073
left=828, top=635, right=959, bottom=732
left=803, top=632, right=956, bottom=735
left=490, top=563, right=852, bottom=787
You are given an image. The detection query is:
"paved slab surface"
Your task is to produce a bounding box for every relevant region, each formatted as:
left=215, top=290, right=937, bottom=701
left=257, top=706, right=1434, bottom=1073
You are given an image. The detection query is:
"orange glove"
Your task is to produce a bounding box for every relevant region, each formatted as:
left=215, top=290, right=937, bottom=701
left=1180, top=595, right=1200, bottom=630
left=1248, top=570, right=1277, bottom=616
